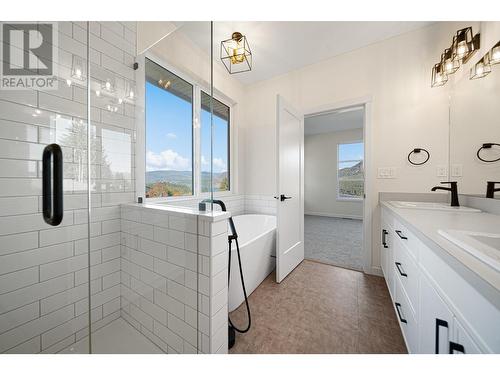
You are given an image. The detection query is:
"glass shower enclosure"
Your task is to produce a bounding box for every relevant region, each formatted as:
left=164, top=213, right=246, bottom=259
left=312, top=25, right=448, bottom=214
left=0, top=21, right=214, bottom=353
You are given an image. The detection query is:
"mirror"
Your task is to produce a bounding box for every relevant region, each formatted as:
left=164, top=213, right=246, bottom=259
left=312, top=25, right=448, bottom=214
left=449, top=38, right=500, bottom=199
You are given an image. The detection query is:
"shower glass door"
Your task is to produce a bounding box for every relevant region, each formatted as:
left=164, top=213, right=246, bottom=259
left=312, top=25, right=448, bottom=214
left=0, top=21, right=91, bottom=353
left=87, top=21, right=211, bottom=353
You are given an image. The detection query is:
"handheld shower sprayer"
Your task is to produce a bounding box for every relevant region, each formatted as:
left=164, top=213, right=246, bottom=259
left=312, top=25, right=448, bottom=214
left=201, top=199, right=251, bottom=349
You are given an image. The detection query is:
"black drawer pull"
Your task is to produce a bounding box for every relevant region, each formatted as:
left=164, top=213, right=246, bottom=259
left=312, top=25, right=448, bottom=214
left=395, top=302, right=407, bottom=324
left=382, top=229, right=389, bottom=248
left=395, top=230, right=408, bottom=240
left=395, top=262, right=407, bottom=277
left=449, top=341, right=465, bottom=354
left=42, top=144, right=64, bottom=226
left=435, top=318, right=448, bottom=354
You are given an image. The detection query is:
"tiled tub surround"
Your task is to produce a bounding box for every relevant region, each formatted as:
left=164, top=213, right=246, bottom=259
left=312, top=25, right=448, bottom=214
left=0, top=21, right=137, bottom=353
left=120, top=204, right=230, bottom=354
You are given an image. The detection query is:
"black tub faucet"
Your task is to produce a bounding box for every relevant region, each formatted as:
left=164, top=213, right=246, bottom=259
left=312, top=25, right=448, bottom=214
left=431, top=181, right=460, bottom=207
left=486, top=181, right=500, bottom=199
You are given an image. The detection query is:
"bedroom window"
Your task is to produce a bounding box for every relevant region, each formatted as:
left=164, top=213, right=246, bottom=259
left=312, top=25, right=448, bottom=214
left=337, top=142, right=364, bottom=200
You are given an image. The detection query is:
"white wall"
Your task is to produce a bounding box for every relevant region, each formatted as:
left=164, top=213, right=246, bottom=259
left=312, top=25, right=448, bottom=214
left=305, top=129, right=363, bottom=219
left=241, top=22, right=483, bottom=273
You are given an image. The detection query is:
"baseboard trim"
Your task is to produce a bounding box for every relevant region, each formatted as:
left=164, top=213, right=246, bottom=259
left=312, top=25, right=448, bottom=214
left=305, top=211, right=363, bottom=220
left=365, top=266, right=383, bottom=277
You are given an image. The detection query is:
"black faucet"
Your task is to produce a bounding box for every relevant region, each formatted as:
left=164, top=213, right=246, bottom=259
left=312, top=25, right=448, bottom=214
left=486, top=181, right=500, bottom=199
left=431, top=181, right=460, bottom=207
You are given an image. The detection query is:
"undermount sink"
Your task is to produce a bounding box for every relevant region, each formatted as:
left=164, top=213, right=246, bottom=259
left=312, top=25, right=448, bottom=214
left=388, top=201, right=481, bottom=212
left=438, top=229, right=500, bottom=272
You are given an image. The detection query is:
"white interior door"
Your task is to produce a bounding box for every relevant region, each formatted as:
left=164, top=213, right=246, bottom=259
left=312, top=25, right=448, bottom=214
left=276, top=95, right=304, bottom=283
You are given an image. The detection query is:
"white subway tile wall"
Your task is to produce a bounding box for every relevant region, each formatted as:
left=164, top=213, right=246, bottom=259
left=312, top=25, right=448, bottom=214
left=120, top=205, right=229, bottom=354
left=0, top=21, right=136, bottom=353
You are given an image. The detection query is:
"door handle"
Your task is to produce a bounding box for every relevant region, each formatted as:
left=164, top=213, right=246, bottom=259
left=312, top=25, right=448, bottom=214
left=395, top=302, right=407, bottom=324
left=382, top=229, right=388, bottom=248
left=435, top=318, right=448, bottom=354
left=42, top=144, right=64, bottom=226
left=274, top=194, right=292, bottom=202
left=395, top=262, right=407, bottom=277
left=395, top=230, right=408, bottom=240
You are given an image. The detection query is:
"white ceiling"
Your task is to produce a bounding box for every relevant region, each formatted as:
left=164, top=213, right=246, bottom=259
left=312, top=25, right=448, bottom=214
left=304, top=107, right=364, bottom=135
left=176, top=21, right=434, bottom=85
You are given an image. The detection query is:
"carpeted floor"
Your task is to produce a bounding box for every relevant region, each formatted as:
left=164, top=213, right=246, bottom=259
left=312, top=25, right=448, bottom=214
left=305, top=215, right=363, bottom=270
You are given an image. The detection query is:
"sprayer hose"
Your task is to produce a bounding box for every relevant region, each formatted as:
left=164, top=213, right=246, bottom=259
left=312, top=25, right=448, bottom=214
left=228, top=237, right=251, bottom=333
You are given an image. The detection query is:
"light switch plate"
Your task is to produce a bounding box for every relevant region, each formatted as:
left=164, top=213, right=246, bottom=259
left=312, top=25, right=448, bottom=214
left=451, top=164, right=463, bottom=177
left=436, top=165, right=448, bottom=177
left=378, top=167, right=396, bottom=179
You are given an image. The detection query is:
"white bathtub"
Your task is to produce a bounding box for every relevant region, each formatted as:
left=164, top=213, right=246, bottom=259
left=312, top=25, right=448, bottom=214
left=228, top=214, right=276, bottom=312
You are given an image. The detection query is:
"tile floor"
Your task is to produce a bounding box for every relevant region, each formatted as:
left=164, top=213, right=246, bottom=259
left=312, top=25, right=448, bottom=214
left=229, top=260, right=407, bottom=354
left=305, top=215, right=363, bottom=270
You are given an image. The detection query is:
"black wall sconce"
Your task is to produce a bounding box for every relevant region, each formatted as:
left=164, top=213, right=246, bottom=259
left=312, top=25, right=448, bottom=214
left=408, top=148, right=430, bottom=166
left=431, top=26, right=480, bottom=88
left=469, top=40, right=500, bottom=81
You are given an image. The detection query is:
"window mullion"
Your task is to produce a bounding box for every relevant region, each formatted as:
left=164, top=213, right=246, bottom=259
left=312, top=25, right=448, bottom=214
left=193, top=86, right=202, bottom=197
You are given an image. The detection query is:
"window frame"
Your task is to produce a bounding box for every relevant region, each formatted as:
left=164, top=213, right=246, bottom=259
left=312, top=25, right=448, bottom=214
left=136, top=52, right=235, bottom=203
left=336, top=140, right=364, bottom=201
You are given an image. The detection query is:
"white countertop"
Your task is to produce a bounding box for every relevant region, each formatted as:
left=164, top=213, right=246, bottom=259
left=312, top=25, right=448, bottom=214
left=381, top=201, right=500, bottom=293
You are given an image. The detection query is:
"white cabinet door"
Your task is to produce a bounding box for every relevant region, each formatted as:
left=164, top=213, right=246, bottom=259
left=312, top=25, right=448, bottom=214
left=453, top=319, right=482, bottom=354
left=419, top=274, right=454, bottom=354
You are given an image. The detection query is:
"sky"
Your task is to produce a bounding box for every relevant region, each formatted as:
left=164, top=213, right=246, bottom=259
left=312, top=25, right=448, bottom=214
left=145, top=82, right=228, bottom=174
left=338, top=142, right=364, bottom=168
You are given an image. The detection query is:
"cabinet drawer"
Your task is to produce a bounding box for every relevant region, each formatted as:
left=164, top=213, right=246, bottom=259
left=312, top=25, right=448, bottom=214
left=394, top=277, right=418, bottom=353
left=394, top=240, right=419, bottom=316
left=392, top=220, right=421, bottom=261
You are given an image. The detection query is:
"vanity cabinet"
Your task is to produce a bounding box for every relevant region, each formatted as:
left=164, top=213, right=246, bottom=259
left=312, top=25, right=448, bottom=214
left=381, top=205, right=500, bottom=354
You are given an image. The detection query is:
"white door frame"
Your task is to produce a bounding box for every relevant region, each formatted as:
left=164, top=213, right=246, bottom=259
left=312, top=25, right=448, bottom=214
left=303, top=95, right=375, bottom=275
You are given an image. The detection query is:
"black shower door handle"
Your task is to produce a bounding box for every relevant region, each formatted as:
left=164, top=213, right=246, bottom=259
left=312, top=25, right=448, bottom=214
left=42, top=144, right=64, bottom=226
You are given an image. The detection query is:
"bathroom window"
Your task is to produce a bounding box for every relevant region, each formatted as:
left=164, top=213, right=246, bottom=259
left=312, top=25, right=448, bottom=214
left=337, top=142, right=364, bottom=200
left=145, top=59, right=194, bottom=197
left=200, top=91, right=230, bottom=192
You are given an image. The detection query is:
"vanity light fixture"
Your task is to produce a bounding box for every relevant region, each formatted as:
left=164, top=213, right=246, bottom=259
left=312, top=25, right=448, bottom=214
left=470, top=54, right=492, bottom=80
left=489, top=41, right=500, bottom=65
left=221, top=32, right=252, bottom=74
left=441, top=48, right=459, bottom=75
left=431, top=62, right=448, bottom=87
left=451, top=27, right=480, bottom=63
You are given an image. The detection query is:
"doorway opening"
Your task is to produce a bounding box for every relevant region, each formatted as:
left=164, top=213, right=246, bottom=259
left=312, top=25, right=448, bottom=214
left=304, top=106, right=365, bottom=271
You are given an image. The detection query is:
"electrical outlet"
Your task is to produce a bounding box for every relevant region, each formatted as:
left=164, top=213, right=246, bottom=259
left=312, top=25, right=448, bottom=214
left=451, top=164, right=463, bottom=177
left=436, top=165, right=448, bottom=177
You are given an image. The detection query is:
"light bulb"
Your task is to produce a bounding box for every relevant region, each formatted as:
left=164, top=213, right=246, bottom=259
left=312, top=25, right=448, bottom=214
left=129, top=90, right=134, bottom=99
left=118, top=98, right=123, bottom=104
left=66, top=79, right=72, bottom=87
left=95, top=90, right=100, bottom=97
left=75, top=68, right=82, bottom=79
left=105, top=81, right=111, bottom=90
left=445, top=60, right=453, bottom=73
left=491, top=46, right=500, bottom=64
left=456, top=41, right=468, bottom=59
left=476, top=63, right=484, bottom=76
